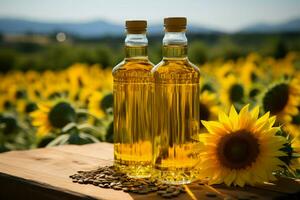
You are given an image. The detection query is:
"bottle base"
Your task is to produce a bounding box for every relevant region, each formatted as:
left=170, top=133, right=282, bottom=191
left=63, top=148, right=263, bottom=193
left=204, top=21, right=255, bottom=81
left=153, top=167, right=198, bottom=185
left=114, top=161, right=152, bottom=179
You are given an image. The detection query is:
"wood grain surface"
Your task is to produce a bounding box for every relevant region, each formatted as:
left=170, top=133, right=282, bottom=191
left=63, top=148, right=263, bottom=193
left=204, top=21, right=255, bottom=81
left=0, top=143, right=299, bottom=200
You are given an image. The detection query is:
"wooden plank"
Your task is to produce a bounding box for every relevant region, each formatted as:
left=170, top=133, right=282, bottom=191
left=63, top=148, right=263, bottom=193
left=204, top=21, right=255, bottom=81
left=0, top=143, right=299, bottom=200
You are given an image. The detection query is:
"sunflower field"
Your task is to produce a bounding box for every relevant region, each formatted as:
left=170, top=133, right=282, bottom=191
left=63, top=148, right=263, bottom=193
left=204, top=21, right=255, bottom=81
left=1, top=51, right=300, bottom=182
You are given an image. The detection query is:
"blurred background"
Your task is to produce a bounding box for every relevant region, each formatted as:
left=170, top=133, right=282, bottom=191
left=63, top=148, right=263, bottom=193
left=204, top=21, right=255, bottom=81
left=1, top=0, right=300, bottom=152
left=0, top=0, right=299, bottom=71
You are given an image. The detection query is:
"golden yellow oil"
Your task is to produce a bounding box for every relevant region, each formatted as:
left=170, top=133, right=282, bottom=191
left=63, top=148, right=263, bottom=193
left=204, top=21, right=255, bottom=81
left=112, top=46, right=154, bottom=178
left=152, top=45, right=200, bottom=184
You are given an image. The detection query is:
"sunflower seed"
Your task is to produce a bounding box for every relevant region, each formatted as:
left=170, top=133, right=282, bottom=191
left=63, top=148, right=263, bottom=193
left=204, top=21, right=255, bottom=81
left=69, top=165, right=188, bottom=198
left=113, top=186, right=122, bottom=190
left=161, top=193, right=173, bottom=198
left=157, top=190, right=167, bottom=195
left=206, top=192, right=217, bottom=197
left=138, top=189, right=149, bottom=194
left=171, top=190, right=180, bottom=197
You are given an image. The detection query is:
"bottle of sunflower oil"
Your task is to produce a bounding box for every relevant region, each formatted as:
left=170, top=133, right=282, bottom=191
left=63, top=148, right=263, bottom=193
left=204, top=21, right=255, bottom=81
left=112, top=20, right=154, bottom=178
left=151, top=17, right=200, bottom=184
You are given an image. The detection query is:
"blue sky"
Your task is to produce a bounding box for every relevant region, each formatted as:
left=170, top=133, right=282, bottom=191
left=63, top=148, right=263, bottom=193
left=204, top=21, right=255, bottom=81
left=0, top=0, right=299, bottom=31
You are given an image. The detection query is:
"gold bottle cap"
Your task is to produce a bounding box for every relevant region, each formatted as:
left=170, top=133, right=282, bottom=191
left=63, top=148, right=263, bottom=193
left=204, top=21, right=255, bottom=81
left=126, top=20, right=147, bottom=34
left=164, top=17, right=187, bottom=32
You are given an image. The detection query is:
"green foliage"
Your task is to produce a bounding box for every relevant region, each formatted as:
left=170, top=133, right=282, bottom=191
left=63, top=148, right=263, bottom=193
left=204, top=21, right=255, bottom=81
left=1, top=33, right=300, bottom=71
left=0, top=49, right=17, bottom=73
left=189, top=41, right=207, bottom=64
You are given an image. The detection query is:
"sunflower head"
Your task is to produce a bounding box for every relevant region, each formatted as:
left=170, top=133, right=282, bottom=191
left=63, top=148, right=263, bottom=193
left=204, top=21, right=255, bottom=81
left=30, top=100, right=76, bottom=137
left=276, top=130, right=300, bottom=175
left=229, top=83, right=244, bottom=102
left=0, top=114, right=19, bottom=135
left=197, top=105, right=287, bottom=186
left=199, top=91, right=219, bottom=125
left=0, top=98, right=13, bottom=112
left=48, top=102, right=76, bottom=128
left=100, top=93, right=113, bottom=113
left=216, top=129, right=259, bottom=170
left=106, top=121, right=114, bottom=143
left=220, top=75, right=245, bottom=111
left=291, top=109, right=300, bottom=125
left=262, top=79, right=300, bottom=122
left=248, top=83, right=263, bottom=101
left=15, top=89, right=27, bottom=100
left=200, top=81, right=216, bottom=93
left=263, top=83, right=289, bottom=115
left=25, top=102, right=38, bottom=113
left=88, top=91, right=113, bottom=118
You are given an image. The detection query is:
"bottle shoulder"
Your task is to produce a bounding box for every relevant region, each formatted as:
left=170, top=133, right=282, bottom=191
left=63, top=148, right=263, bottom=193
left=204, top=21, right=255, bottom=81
left=112, top=59, right=154, bottom=75
left=151, top=59, right=200, bottom=84
left=151, top=58, right=200, bottom=74
left=112, top=59, right=154, bottom=83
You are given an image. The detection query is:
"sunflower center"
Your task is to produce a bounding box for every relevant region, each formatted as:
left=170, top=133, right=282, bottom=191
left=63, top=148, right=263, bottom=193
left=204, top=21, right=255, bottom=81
left=292, top=108, right=300, bottom=125
left=4, top=100, right=12, bottom=109
left=100, top=93, right=113, bottom=111
left=0, top=115, right=18, bottom=135
left=229, top=84, right=244, bottom=103
left=48, top=102, right=76, bottom=128
left=263, top=83, right=289, bottom=115
left=25, top=102, right=38, bottom=113
left=201, top=83, right=215, bottom=93
left=217, top=130, right=260, bottom=169
left=251, top=72, right=258, bottom=82
left=200, top=103, right=210, bottom=121
left=49, top=92, right=61, bottom=99
left=15, top=90, right=27, bottom=99
left=249, top=88, right=260, bottom=99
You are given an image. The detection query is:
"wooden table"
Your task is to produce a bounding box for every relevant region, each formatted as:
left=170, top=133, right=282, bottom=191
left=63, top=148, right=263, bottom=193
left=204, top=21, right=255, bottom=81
left=0, top=143, right=299, bottom=200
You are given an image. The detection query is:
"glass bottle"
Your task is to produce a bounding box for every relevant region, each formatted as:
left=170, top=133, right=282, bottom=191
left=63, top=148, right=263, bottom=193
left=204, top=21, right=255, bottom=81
left=112, top=20, right=154, bottom=178
left=151, top=17, right=200, bottom=184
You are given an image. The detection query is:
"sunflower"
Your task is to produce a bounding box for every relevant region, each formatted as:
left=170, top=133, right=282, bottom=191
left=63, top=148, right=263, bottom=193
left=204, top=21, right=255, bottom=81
left=279, top=137, right=300, bottom=175
left=270, top=54, right=296, bottom=79
left=287, top=138, right=300, bottom=174
left=196, top=105, right=287, bottom=186
left=283, top=124, right=300, bottom=139
left=276, top=128, right=300, bottom=176
left=0, top=97, right=13, bottom=112
left=27, top=83, right=43, bottom=102
left=248, top=83, right=263, bottom=101
left=215, top=61, right=234, bottom=80
left=199, top=91, right=219, bottom=125
left=262, top=78, right=300, bottom=123
left=239, top=60, right=263, bottom=90
left=219, top=75, right=245, bottom=111
left=16, top=100, right=38, bottom=115
left=6, top=85, right=27, bottom=103
left=282, top=107, right=300, bottom=138
left=30, top=101, right=76, bottom=137
left=88, top=91, right=113, bottom=118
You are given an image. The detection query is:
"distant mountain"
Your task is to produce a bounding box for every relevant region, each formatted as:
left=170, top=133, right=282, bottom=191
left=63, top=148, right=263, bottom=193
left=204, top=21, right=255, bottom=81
left=0, top=18, right=123, bottom=37
left=0, top=18, right=218, bottom=37
left=1, top=17, right=299, bottom=37
left=239, top=18, right=300, bottom=33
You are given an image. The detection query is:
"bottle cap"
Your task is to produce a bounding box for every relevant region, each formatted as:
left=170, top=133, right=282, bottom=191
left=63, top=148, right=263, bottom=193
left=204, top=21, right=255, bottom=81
left=164, top=17, right=187, bottom=32
left=126, top=20, right=147, bottom=34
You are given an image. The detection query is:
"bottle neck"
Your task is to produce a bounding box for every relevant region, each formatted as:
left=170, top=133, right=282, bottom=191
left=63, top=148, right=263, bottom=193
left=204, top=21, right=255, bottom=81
left=125, top=33, right=148, bottom=59
left=163, top=31, right=187, bottom=59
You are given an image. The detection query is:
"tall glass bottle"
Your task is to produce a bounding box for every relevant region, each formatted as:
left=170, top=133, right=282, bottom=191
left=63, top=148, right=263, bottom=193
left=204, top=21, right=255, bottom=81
left=112, top=20, right=154, bottom=178
left=151, top=17, right=200, bottom=184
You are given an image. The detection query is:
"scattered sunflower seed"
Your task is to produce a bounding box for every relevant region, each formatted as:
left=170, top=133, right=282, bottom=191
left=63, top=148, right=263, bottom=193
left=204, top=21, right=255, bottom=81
left=69, top=166, right=188, bottom=199
left=206, top=192, right=217, bottom=198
